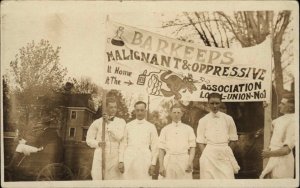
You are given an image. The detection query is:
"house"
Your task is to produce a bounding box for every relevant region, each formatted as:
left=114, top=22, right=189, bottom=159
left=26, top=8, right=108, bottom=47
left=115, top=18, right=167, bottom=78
left=63, top=94, right=96, bottom=143
left=3, top=92, right=97, bottom=144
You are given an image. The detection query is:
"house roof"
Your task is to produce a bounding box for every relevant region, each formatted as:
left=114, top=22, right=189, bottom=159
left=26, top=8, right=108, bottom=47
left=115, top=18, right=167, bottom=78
left=67, top=93, right=93, bottom=108
left=12, top=92, right=95, bottom=111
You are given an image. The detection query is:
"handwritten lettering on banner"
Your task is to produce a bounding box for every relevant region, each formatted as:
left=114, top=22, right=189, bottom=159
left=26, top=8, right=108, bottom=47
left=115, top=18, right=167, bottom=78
left=103, top=20, right=272, bottom=102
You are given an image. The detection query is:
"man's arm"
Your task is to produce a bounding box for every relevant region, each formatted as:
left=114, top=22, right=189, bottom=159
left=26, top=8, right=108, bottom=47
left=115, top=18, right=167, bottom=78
left=186, top=147, right=195, bottom=172
left=186, top=127, right=196, bottom=172
left=197, top=143, right=206, bottom=157
left=262, top=145, right=292, bottom=158
left=149, top=125, right=159, bottom=176
left=118, top=125, right=128, bottom=173
left=86, top=120, right=102, bottom=148
left=229, top=140, right=237, bottom=151
left=150, top=126, right=159, bottom=165
left=158, top=148, right=166, bottom=177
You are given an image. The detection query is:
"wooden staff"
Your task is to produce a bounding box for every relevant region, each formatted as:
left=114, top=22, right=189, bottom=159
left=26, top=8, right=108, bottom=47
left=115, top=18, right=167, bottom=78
left=101, top=90, right=107, bottom=180
left=263, top=12, right=274, bottom=169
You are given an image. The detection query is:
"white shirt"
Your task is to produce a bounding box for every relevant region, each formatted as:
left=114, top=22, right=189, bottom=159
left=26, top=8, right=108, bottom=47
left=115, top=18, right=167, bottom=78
left=196, top=111, right=238, bottom=144
left=119, top=119, right=158, bottom=165
left=159, top=121, right=196, bottom=154
left=270, top=113, right=295, bottom=150
left=86, top=117, right=126, bottom=149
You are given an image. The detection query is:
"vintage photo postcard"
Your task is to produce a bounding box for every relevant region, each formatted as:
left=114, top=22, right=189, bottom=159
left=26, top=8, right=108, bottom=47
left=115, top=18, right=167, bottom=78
left=1, top=1, right=299, bottom=187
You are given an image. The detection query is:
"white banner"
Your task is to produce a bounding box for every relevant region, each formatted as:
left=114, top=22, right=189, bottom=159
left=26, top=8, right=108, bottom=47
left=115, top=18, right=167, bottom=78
left=103, top=20, right=272, bottom=102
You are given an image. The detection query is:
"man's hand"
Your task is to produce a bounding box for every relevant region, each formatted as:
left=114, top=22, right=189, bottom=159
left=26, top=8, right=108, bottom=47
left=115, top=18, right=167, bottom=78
left=159, top=166, right=166, bottom=177
left=259, top=173, right=265, bottom=179
left=37, top=147, right=44, bottom=152
left=118, top=162, right=124, bottom=173
left=98, top=141, right=106, bottom=148
left=185, top=162, right=193, bottom=173
left=261, top=149, right=272, bottom=158
left=148, top=165, right=156, bottom=176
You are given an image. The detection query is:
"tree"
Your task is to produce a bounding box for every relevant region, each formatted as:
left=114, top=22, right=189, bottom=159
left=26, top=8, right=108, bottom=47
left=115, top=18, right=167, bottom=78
left=162, top=12, right=232, bottom=47
left=67, top=77, right=101, bottom=95
left=163, top=11, right=293, bottom=103
left=7, top=39, right=67, bottom=130
left=148, top=110, right=165, bottom=134
left=67, top=77, right=104, bottom=111
left=2, top=75, right=14, bottom=131
left=216, top=11, right=292, bottom=102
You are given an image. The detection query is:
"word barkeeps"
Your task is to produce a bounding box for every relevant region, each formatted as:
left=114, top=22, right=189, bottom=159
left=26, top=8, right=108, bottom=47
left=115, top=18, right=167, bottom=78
left=130, top=31, right=234, bottom=64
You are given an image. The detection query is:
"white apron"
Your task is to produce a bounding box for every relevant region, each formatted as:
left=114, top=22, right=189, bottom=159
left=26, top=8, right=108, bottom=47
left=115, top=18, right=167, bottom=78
left=200, top=144, right=240, bottom=179
left=123, top=146, right=152, bottom=180
left=159, top=153, right=192, bottom=179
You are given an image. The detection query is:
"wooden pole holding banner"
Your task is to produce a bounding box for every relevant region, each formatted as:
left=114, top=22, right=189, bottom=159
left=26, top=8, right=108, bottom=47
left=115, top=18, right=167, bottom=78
left=263, top=11, right=274, bottom=169
left=147, top=95, right=150, bottom=120
left=101, top=90, right=107, bottom=180
left=101, top=15, right=110, bottom=180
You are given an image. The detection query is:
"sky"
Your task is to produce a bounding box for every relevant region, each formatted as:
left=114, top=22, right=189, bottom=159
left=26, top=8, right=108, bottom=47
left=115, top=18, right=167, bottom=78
left=1, top=1, right=175, bottom=111
left=1, top=1, right=298, bottom=111
left=1, top=2, right=171, bottom=86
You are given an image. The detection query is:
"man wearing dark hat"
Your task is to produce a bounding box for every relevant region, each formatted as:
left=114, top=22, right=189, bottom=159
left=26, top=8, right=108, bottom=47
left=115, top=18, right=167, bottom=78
left=260, top=94, right=296, bottom=179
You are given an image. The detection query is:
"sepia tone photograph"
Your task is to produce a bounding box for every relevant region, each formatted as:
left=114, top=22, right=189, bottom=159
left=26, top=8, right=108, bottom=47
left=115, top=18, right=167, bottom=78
left=1, top=1, right=299, bottom=187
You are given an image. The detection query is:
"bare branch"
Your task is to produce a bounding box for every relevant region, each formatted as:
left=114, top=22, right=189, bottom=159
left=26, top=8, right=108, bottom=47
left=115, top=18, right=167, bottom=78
left=217, top=11, right=246, bottom=46
left=195, top=12, right=218, bottom=47
left=184, top=12, right=210, bottom=46
left=214, top=12, right=225, bottom=48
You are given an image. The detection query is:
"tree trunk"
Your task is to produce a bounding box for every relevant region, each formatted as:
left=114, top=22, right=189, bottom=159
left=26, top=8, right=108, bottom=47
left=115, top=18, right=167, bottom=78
left=272, top=11, right=291, bottom=102
left=273, top=42, right=284, bottom=101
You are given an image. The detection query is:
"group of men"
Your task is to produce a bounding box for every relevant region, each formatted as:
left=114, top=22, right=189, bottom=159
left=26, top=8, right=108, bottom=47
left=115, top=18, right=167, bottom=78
left=86, top=92, right=296, bottom=180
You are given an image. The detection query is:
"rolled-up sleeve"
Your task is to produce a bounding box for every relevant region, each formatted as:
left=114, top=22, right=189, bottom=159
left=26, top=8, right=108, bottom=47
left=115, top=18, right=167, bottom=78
left=150, top=125, right=159, bottom=165
left=86, top=119, right=100, bottom=148
left=283, top=122, right=295, bottom=150
left=196, top=118, right=206, bottom=144
left=228, top=116, right=238, bottom=141
left=158, top=128, right=167, bottom=150
left=188, top=128, right=196, bottom=148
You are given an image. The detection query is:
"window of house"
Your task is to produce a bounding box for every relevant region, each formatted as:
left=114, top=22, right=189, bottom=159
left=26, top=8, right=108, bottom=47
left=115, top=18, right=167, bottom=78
left=82, top=128, right=88, bottom=141
left=69, top=128, right=76, bottom=138
left=71, top=111, right=77, bottom=119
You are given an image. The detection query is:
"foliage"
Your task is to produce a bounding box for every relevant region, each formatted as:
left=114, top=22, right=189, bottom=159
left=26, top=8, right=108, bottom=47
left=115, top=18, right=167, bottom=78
left=66, top=77, right=104, bottom=111
left=9, top=39, right=67, bottom=94
left=2, top=75, right=14, bottom=131
left=162, top=11, right=293, bottom=119
left=162, top=11, right=293, bottom=102
left=7, top=39, right=68, bottom=130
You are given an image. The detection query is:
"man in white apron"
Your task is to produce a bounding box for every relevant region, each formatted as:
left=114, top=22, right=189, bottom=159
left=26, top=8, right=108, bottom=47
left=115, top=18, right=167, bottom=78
left=260, top=96, right=295, bottom=179
left=158, top=104, right=196, bottom=179
left=86, top=98, right=126, bottom=180
left=119, top=101, right=158, bottom=180
left=197, top=93, right=240, bottom=179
